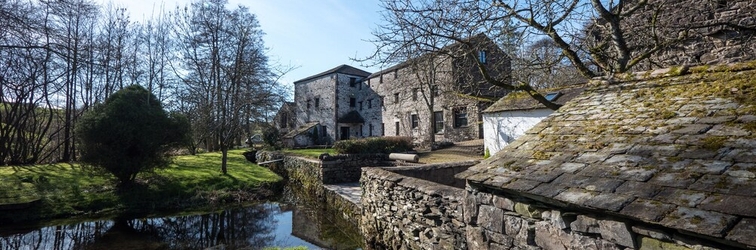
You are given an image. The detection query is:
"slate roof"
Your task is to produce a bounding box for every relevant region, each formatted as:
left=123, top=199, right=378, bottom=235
left=367, top=33, right=497, bottom=78
left=483, top=85, right=587, bottom=113
left=293, top=65, right=371, bottom=84
left=337, top=110, right=365, bottom=124
left=283, top=122, right=319, bottom=139
left=457, top=61, right=756, bottom=247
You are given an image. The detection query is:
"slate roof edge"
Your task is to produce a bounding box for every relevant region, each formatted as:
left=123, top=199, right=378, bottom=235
left=367, top=33, right=500, bottom=78
left=482, top=84, right=587, bottom=113
left=293, top=64, right=371, bottom=84
left=282, top=122, right=319, bottom=138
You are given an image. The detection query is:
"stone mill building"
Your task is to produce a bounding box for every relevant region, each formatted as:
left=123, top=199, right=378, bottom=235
left=281, top=34, right=510, bottom=147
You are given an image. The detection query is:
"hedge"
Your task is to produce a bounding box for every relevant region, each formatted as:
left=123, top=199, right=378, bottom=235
left=333, top=137, right=413, bottom=154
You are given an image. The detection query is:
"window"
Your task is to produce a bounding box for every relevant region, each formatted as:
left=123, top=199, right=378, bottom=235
left=314, top=97, right=320, bottom=108
left=394, top=93, right=400, bottom=104
left=393, top=69, right=398, bottom=79
left=545, top=92, right=562, bottom=102
left=412, top=88, right=418, bottom=101
left=395, top=122, right=400, bottom=135
left=359, top=101, right=363, bottom=110
left=479, top=50, right=487, bottom=64
left=380, top=96, right=385, bottom=107
left=368, top=99, right=372, bottom=109
left=280, top=114, right=288, bottom=128
left=381, top=123, right=385, bottom=136
left=350, top=77, right=357, bottom=87
left=307, top=99, right=311, bottom=109
left=380, top=74, right=383, bottom=83
left=411, top=114, right=419, bottom=129
left=434, top=111, right=444, bottom=133
left=369, top=124, right=374, bottom=136
left=350, top=98, right=356, bottom=108
left=454, top=107, right=468, bottom=128
left=431, top=85, right=439, bottom=97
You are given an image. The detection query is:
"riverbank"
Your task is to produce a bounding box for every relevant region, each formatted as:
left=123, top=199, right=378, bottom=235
left=0, top=149, right=283, bottom=225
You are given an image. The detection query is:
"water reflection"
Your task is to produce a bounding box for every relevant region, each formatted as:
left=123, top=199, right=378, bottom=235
left=0, top=201, right=362, bottom=250
left=0, top=182, right=364, bottom=250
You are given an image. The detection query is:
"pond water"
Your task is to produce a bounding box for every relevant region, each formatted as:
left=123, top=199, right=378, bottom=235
left=0, top=187, right=363, bottom=250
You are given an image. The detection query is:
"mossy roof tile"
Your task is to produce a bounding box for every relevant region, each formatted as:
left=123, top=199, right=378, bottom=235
left=458, top=60, right=756, bottom=246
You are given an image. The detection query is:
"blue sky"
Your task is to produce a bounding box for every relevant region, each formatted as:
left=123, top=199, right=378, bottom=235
left=101, top=0, right=385, bottom=98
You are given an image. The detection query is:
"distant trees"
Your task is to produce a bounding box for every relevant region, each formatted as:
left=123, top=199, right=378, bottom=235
left=76, top=85, right=188, bottom=187
left=0, top=0, right=285, bottom=169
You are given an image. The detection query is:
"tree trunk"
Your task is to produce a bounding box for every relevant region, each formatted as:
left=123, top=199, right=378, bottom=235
left=221, top=147, right=228, bottom=174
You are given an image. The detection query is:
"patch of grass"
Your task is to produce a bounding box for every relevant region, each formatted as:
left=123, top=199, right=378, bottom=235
left=282, top=148, right=336, bottom=159
left=0, top=149, right=282, bottom=224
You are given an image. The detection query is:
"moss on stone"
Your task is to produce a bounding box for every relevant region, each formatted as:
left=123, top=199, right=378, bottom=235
left=532, top=151, right=551, bottom=160
left=637, top=236, right=692, bottom=250
left=743, top=121, right=756, bottom=134
left=690, top=215, right=704, bottom=224
left=714, top=177, right=729, bottom=189
left=701, top=136, right=727, bottom=151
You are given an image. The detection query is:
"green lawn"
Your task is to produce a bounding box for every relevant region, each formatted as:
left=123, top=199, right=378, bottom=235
left=0, top=149, right=282, bottom=224
left=282, top=148, right=336, bottom=159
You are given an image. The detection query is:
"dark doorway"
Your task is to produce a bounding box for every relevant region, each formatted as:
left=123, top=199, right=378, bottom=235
left=340, top=127, right=350, bottom=140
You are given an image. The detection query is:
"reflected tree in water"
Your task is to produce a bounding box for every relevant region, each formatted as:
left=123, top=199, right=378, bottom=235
left=0, top=205, right=278, bottom=250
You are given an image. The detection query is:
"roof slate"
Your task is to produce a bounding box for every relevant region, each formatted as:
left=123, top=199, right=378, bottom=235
left=367, top=33, right=498, bottom=78
left=458, top=61, right=756, bottom=246
left=282, top=122, right=319, bottom=139
left=483, top=85, right=587, bottom=113
left=293, top=64, right=371, bottom=84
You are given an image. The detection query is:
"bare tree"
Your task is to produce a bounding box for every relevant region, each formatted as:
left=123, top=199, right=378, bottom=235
left=172, top=0, right=282, bottom=174
left=366, top=0, right=563, bottom=112
left=514, top=38, right=585, bottom=89
left=369, top=0, right=755, bottom=110
left=42, top=0, right=99, bottom=162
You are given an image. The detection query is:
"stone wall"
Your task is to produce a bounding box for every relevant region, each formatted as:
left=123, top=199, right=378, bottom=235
left=383, top=160, right=478, bottom=189
left=464, top=183, right=734, bottom=250
left=257, top=151, right=392, bottom=194
left=320, top=153, right=391, bottom=184
left=323, top=185, right=362, bottom=228
left=360, top=167, right=468, bottom=250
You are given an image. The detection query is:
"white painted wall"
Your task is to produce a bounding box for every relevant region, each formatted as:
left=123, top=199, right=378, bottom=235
left=483, top=109, right=553, bottom=155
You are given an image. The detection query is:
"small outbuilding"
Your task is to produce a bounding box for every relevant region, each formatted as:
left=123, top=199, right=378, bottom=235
left=482, top=85, right=585, bottom=155
left=282, top=122, right=322, bottom=148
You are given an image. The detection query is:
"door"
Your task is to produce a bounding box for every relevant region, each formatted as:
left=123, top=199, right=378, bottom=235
left=340, top=127, right=350, bottom=140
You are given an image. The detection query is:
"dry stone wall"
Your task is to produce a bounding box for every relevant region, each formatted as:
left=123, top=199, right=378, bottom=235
left=361, top=167, right=468, bottom=250
left=382, top=160, right=478, bottom=189
left=463, top=184, right=733, bottom=250
left=320, top=153, right=390, bottom=184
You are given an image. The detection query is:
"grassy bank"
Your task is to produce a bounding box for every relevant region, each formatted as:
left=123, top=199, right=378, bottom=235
left=0, top=149, right=282, bottom=224
left=282, top=148, right=336, bottom=159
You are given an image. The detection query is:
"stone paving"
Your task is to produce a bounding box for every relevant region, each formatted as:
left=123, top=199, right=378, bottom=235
left=324, top=182, right=362, bottom=208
